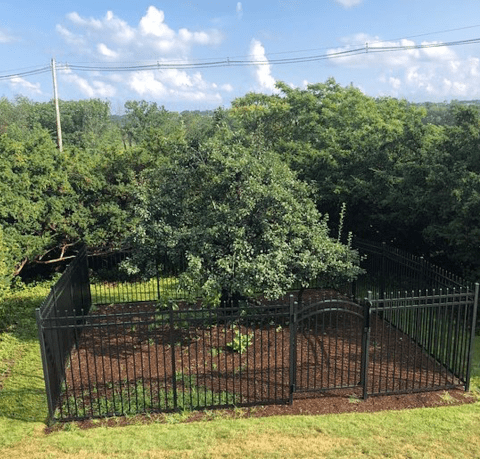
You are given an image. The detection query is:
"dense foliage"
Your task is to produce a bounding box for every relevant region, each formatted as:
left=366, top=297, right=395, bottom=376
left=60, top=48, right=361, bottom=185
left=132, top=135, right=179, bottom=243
left=129, top=127, right=362, bottom=302
left=0, top=82, right=479, bottom=299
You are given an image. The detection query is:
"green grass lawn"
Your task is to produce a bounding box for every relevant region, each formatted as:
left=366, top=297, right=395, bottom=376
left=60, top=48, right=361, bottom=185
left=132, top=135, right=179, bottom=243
left=89, top=276, right=186, bottom=305
left=1, top=285, right=479, bottom=458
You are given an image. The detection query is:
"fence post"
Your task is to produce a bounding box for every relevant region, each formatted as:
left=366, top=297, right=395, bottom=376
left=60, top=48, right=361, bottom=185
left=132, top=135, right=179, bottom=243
left=380, top=242, right=386, bottom=305
left=156, top=256, right=161, bottom=302
left=80, top=245, right=92, bottom=313
left=360, top=292, right=372, bottom=399
left=465, top=283, right=479, bottom=392
left=168, top=301, right=178, bottom=410
left=35, top=308, right=56, bottom=420
left=288, top=295, right=297, bottom=405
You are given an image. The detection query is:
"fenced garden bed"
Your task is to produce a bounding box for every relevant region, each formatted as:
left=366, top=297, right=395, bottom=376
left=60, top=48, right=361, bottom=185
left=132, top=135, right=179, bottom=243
left=36, top=241, right=479, bottom=421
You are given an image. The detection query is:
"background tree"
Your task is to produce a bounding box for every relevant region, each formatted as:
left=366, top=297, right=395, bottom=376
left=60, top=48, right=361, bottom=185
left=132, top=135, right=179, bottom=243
left=121, top=100, right=181, bottom=147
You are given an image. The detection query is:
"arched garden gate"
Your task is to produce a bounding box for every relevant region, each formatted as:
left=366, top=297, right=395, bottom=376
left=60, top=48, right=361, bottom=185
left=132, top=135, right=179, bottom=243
left=289, top=297, right=370, bottom=401
left=288, top=289, right=476, bottom=401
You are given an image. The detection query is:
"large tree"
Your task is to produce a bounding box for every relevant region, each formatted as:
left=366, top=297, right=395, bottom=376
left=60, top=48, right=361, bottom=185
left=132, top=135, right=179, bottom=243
left=129, top=127, right=362, bottom=304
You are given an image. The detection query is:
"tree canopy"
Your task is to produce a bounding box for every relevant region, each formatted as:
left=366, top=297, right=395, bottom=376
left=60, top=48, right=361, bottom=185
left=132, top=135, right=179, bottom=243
left=0, top=83, right=479, bottom=291
left=129, top=126, right=362, bottom=303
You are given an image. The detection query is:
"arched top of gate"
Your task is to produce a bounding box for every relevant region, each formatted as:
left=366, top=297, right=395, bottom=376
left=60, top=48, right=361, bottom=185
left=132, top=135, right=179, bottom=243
left=296, top=298, right=365, bottom=322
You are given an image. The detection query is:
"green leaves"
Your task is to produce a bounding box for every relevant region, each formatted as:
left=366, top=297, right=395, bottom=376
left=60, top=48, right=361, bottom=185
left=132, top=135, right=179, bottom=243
left=131, top=127, right=362, bottom=302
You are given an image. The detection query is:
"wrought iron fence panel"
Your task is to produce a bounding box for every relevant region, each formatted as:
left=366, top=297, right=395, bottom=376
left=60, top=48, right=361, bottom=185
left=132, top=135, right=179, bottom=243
left=36, top=241, right=479, bottom=421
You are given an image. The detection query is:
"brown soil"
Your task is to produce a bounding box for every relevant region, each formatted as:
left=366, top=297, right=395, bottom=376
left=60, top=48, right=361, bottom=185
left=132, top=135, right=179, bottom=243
left=51, top=291, right=477, bottom=430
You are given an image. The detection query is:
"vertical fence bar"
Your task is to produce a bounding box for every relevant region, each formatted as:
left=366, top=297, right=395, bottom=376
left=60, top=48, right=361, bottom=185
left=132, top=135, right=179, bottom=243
left=465, top=283, right=479, bottom=391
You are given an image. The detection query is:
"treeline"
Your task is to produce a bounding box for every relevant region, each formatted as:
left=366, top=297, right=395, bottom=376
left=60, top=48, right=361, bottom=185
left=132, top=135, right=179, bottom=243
left=1, top=79, right=480, bottom=298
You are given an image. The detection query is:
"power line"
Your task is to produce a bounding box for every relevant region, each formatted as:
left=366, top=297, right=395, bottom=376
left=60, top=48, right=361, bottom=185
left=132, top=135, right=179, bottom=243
left=0, top=34, right=480, bottom=82
left=59, top=37, right=480, bottom=72
left=0, top=66, right=51, bottom=81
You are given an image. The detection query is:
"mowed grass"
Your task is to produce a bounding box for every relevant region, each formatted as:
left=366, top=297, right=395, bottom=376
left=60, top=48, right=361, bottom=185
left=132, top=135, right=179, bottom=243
left=89, top=276, right=185, bottom=305
left=0, top=284, right=479, bottom=458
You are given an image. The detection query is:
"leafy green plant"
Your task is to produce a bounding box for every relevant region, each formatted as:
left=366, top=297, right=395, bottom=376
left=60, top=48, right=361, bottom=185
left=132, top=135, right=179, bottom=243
left=439, top=391, right=455, bottom=404
left=228, top=327, right=253, bottom=354
left=210, top=347, right=223, bottom=357
left=348, top=395, right=362, bottom=404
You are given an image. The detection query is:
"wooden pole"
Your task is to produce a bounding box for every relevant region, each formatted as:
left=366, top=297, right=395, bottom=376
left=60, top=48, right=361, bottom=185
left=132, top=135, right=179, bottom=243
left=51, top=58, right=63, bottom=152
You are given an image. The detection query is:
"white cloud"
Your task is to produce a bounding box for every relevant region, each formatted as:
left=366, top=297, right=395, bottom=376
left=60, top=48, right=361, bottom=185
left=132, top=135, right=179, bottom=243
left=468, top=57, right=480, bottom=77
left=129, top=71, right=167, bottom=97
left=10, top=77, right=42, bottom=95
left=236, top=2, right=243, bottom=20
left=56, top=24, right=86, bottom=48
left=66, top=11, right=102, bottom=29
left=335, top=0, right=363, bottom=8
left=328, top=32, right=480, bottom=100
left=127, top=70, right=222, bottom=103
left=63, top=70, right=116, bottom=98
left=97, top=43, right=119, bottom=59
left=389, top=77, right=401, bottom=90
left=139, top=6, right=175, bottom=40
left=54, top=6, right=229, bottom=106
left=328, top=35, right=429, bottom=68
left=59, top=6, right=222, bottom=60
left=249, top=39, right=277, bottom=92
left=420, top=41, right=457, bottom=62
left=0, top=29, right=14, bottom=43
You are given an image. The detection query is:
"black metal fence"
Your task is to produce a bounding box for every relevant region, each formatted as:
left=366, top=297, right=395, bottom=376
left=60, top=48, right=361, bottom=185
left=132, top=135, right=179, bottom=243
left=353, top=238, right=473, bottom=297
left=85, top=239, right=475, bottom=307
left=367, top=287, right=478, bottom=395
left=35, top=245, right=91, bottom=418
left=87, top=250, right=186, bottom=305
left=36, top=241, right=479, bottom=421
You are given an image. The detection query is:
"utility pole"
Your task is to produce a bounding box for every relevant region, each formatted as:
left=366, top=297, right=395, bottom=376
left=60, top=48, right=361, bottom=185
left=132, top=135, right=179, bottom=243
left=51, top=58, right=63, bottom=152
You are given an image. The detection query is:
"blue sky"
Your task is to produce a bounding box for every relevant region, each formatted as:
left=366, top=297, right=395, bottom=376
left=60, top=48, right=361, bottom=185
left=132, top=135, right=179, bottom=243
left=1, top=0, right=480, bottom=111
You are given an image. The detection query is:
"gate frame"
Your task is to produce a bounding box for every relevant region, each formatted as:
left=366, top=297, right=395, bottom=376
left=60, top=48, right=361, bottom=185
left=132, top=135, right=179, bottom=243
left=289, top=295, right=372, bottom=403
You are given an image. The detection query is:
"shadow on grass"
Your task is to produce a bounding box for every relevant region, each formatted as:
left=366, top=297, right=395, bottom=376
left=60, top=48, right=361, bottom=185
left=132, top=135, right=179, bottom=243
left=0, top=386, right=48, bottom=423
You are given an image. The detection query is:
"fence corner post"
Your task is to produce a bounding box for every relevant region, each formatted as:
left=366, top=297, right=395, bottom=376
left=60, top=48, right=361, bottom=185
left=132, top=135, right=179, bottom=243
left=465, top=282, right=479, bottom=392
left=35, top=308, right=55, bottom=420
left=288, top=295, right=296, bottom=405
left=168, top=300, right=178, bottom=409
left=360, top=293, right=372, bottom=400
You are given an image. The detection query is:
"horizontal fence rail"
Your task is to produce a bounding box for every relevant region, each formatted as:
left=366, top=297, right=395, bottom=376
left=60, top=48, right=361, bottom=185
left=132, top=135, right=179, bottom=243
left=36, top=240, right=479, bottom=421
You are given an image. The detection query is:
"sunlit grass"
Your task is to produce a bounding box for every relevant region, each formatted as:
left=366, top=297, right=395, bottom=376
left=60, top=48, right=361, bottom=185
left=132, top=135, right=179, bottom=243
left=89, top=276, right=186, bottom=305
left=1, top=403, right=479, bottom=458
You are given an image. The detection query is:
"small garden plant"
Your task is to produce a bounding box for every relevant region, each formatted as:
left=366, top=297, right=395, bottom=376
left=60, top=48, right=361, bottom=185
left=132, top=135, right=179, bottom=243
left=228, top=326, right=253, bottom=354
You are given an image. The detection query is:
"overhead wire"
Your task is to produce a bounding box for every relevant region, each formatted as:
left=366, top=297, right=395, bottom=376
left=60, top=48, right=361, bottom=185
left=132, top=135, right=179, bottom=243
left=0, top=34, right=479, bottom=81
left=58, top=37, right=480, bottom=72
left=0, top=66, right=51, bottom=81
